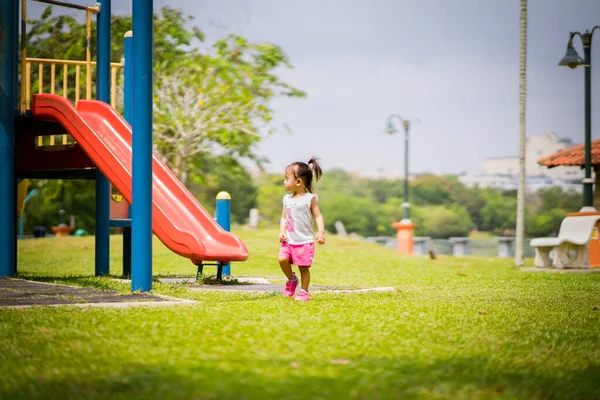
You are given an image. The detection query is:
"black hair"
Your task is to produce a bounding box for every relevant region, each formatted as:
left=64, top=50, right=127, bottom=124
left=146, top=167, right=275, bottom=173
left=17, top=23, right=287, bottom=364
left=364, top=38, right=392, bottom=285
left=287, top=157, right=323, bottom=193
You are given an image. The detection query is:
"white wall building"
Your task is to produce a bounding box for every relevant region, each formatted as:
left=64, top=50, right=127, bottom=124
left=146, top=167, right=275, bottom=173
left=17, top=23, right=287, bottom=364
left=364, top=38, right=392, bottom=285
left=459, top=133, right=585, bottom=191
left=478, top=157, right=519, bottom=176
left=525, top=133, right=583, bottom=180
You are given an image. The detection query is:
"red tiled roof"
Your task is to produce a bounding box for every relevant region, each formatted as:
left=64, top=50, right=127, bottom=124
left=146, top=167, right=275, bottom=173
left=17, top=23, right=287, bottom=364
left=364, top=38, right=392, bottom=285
left=537, top=138, right=600, bottom=168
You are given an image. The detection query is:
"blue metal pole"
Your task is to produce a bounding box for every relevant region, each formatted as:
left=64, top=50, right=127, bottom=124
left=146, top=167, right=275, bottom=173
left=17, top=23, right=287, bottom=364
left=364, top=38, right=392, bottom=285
left=122, top=30, right=133, bottom=278
left=132, top=0, right=153, bottom=292
left=124, top=30, right=133, bottom=221
left=94, top=0, right=111, bottom=276
left=13, top=1, right=19, bottom=107
left=124, top=31, right=133, bottom=129
left=0, top=0, right=17, bottom=277
left=216, top=192, right=232, bottom=276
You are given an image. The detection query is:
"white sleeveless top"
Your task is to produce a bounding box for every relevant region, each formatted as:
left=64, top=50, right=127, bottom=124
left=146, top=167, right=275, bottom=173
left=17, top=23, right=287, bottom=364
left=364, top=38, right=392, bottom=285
left=283, top=193, right=316, bottom=244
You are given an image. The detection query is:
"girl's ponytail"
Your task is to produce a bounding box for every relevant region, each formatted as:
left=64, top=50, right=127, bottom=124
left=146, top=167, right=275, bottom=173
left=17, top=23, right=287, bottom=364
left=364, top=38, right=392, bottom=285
left=308, top=157, right=322, bottom=182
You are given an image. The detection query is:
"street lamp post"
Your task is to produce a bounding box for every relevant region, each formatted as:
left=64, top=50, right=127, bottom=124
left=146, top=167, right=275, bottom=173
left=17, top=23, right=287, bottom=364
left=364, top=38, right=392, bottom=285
left=385, top=115, right=414, bottom=220
left=558, top=26, right=600, bottom=208
left=385, top=114, right=420, bottom=256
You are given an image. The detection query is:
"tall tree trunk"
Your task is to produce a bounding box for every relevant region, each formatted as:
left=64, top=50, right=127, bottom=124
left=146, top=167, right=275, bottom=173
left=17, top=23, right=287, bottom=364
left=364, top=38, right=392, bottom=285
left=515, top=0, right=528, bottom=266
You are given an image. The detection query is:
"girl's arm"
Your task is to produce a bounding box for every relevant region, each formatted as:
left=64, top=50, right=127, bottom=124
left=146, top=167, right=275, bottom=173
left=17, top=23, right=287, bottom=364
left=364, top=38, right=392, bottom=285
left=311, top=197, right=325, bottom=245
left=278, top=208, right=287, bottom=243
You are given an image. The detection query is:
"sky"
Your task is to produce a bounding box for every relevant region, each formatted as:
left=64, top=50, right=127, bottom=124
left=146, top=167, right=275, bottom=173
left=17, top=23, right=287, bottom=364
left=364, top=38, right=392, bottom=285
left=29, top=0, right=600, bottom=176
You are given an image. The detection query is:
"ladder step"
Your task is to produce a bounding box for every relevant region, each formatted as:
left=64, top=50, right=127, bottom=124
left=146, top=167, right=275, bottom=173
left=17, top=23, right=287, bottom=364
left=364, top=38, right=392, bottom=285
left=109, top=219, right=132, bottom=227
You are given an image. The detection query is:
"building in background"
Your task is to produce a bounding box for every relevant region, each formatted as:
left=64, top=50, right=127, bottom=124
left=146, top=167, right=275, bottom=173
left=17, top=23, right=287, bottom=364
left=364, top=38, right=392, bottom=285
left=458, top=133, right=584, bottom=192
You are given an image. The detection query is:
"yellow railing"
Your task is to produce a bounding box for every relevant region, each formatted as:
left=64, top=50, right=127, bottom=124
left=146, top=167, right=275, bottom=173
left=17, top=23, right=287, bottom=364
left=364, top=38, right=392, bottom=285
left=20, top=0, right=122, bottom=113
left=21, top=0, right=124, bottom=149
left=22, top=57, right=122, bottom=110
left=24, top=58, right=122, bottom=149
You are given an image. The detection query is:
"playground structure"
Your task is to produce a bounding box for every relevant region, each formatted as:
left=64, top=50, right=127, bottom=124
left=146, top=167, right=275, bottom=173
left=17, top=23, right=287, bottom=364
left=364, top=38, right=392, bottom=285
left=0, top=0, right=248, bottom=292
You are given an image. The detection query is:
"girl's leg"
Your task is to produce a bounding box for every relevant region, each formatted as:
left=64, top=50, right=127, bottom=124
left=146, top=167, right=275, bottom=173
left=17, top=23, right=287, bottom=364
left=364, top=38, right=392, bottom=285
left=298, top=266, right=310, bottom=291
left=278, top=257, right=294, bottom=280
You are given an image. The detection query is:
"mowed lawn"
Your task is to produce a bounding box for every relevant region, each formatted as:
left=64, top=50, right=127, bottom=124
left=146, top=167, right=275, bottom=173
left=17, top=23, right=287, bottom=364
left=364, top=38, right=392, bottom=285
left=1, top=228, right=599, bottom=399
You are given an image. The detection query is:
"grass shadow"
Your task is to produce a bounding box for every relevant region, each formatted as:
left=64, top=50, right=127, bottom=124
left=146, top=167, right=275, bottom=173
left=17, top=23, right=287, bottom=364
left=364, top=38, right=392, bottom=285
left=2, top=355, right=599, bottom=400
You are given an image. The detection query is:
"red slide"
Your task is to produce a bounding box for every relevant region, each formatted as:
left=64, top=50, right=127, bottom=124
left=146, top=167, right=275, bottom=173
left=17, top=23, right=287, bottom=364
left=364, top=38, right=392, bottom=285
left=31, top=94, right=248, bottom=265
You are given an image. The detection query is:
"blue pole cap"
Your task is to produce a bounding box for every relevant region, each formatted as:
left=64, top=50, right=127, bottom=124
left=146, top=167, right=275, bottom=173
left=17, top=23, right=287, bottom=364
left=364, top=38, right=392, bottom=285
left=216, top=191, right=231, bottom=200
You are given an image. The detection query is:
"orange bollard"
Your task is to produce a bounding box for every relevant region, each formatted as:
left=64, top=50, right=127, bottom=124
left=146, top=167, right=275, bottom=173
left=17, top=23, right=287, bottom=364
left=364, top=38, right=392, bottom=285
left=393, top=220, right=417, bottom=255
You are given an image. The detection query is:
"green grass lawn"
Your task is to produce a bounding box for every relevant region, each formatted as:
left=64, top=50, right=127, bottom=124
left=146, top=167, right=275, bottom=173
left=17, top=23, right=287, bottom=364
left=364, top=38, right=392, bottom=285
left=2, top=228, right=600, bottom=399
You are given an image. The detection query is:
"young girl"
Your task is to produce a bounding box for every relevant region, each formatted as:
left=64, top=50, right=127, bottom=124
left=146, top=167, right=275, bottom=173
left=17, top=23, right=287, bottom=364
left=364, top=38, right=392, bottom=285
left=278, top=157, right=325, bottom=302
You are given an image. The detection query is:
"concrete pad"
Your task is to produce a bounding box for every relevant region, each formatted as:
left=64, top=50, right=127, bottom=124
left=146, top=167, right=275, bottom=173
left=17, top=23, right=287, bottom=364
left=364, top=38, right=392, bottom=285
left=521, top=267, right=600, bottom=273
left=237, top=277, right=271, bottom=284
left=113, top=277, right=396, bottom=294
left=2, top=298, right=197, bottom=310
left=0, top=279, right=196, bottom=309
left=114, top=277, right=272, bottom=285
left=189, top=284, right=396, bottom=294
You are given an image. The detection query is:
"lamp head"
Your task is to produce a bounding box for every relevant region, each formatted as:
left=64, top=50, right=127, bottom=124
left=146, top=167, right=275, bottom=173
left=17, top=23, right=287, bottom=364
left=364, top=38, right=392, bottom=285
left=558, top=45, right=584, bottom=69
left=384, top=120, right=398, bottom=135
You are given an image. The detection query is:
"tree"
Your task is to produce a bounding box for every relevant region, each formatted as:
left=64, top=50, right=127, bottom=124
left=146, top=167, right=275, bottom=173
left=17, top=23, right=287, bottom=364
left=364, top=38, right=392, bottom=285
left=319, top=193, right=391, bottom=237
left=410, top=174, right=452, bottom=205
left=479, top=191, right=517, bottom=234
left=255, top=173, right=286, bottom=226
left=413, top=205, right=473, bottom=238
left=367, top=179, right=404, bottom=204
left=526, top=208, right=565, bottom=237
left=188, top=155, right=257, bottom=224
left=536, top=187, right=581, bottom=213
left=24, top=180, right=96, bottom=233
left=449, top=181, right=486, bottom=228
left=515, top=0, right=528, bottom=266
left=152, top=34, right=305, bottom=185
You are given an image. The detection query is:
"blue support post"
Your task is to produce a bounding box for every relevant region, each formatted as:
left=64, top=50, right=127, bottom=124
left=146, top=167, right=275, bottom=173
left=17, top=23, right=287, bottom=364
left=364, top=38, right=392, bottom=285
left=132, top=0, right=153, bottom=292
left=13, top=1, right=19, bottom=107
left=95, top=0, right=111, bottom=276
left=216, top=191, right=232, bottom=277
left=124, top=31, right=133, bottom=128
left=0, top=0, right=17, bottom=277
left=122, top=30, right=133, bottom=277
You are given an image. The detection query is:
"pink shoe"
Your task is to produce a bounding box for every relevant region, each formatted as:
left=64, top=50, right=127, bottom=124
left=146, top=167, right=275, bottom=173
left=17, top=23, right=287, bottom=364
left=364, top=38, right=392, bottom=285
left=295, top=289, right=311, bottom=302
left=283, top=274, right=298, bottom=297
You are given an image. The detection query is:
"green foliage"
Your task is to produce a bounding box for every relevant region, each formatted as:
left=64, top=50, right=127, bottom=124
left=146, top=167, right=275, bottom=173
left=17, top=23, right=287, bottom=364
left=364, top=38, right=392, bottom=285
left=23, top=180, right=96, bottom=234
left=413, top=204, right=473, bottom=238
left=478, top=190, right=517, bottom=234
left=187, top=156, right=257, bottom=224
left=319, top=194, right=392, bottom=237
left=525, top=207, right=566, bottom=237
left=255, top=174, right=285, bottom=226
left=411, top=174, right=452, bottom=205
left=367, top=179, right=404, bottom=204
left=448, top=183, right=487, bottom=228
left=252, top=169, right=580, bottom=239
left=536, top=187, right=581, bottom=213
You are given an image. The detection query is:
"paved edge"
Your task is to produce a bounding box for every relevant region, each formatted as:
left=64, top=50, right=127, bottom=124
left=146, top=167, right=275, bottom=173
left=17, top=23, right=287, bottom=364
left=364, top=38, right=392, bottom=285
left=1, top=299, right=197, bottom=310
left=190, top=286, right=397, bottom=294
left=113, top=277, right=272, bottom=285
left=319, top=286, right=396, bottom=294
left=0, top=280, right=198, bottom=309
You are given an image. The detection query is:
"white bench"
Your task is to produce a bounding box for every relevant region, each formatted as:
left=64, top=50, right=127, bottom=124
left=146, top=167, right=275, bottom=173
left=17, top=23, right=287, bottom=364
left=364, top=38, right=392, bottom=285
left=530, top=215, right=600, bottom=268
